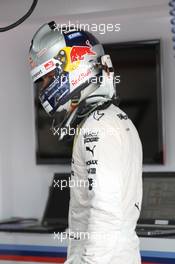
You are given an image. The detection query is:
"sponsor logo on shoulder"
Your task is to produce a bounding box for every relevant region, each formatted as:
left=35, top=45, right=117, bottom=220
left=93, top=110, right=104, bottom=121
left=117, top=113, right=128, bottom=120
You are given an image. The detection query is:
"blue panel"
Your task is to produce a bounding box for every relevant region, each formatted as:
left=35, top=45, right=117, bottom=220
left=141, top=250, right=175, bottom=263
left=0, top=244, right=67, bottom=257
left=0, top=244, right=67, bottom=253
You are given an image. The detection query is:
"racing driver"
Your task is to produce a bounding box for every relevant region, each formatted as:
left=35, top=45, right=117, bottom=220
left=28, top=21, right=143, bottom=264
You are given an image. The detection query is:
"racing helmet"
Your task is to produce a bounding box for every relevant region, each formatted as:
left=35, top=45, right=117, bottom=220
left=29, top=21, right=107, bottom=116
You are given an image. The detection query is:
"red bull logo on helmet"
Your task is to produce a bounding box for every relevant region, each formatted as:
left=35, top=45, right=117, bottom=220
left=70, top=40, right=96, bottom=63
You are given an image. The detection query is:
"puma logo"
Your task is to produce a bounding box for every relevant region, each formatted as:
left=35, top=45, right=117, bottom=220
left=86, top=145, right=96, bottom=156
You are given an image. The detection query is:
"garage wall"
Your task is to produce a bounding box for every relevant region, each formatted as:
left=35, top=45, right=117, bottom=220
left=0, top=2, right=174, bottom=219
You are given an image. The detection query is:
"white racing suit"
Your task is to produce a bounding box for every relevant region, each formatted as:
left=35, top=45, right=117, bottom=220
left=64, top=103, right=143, bottom=264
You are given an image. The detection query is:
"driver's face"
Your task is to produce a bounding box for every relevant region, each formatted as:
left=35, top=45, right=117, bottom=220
left=36, top=70, right=55, bottom=94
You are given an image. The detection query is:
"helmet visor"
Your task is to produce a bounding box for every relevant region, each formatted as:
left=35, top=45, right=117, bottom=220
left=34, top=66, right=70, bottom=115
